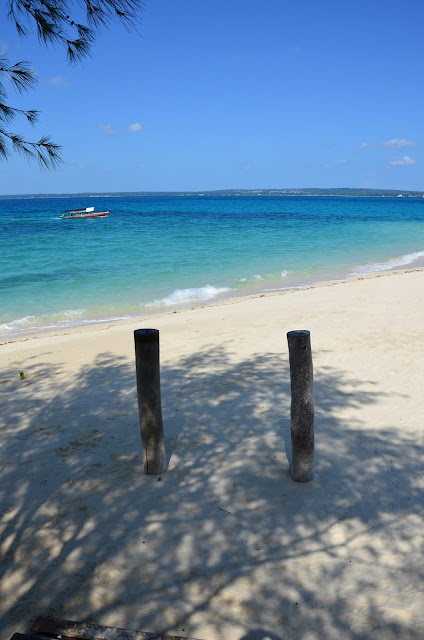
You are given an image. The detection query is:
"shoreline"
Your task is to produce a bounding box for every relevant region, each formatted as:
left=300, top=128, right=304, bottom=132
left=1, top=266, right=423, bottom=347
left=2, top=194, right=424, bottom=342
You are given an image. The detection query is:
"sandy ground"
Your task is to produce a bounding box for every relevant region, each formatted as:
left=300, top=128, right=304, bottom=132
left=0, top=269, right=423, bottom=640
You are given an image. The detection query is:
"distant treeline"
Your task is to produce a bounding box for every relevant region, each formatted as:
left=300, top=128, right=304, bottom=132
left=2, top=188, right=424, bottom=199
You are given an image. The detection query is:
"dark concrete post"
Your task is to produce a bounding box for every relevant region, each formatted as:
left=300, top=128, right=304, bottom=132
left=287, top=330, right=315, bottom=482
left=134, top=329, right=167, bottom=475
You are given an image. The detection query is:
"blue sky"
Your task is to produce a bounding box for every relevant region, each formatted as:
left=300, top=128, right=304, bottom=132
left=0, top=0, right=423, bottom=194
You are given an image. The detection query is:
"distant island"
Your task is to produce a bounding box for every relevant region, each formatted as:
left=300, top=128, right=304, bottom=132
left=1, top=187, right=424, bottom=199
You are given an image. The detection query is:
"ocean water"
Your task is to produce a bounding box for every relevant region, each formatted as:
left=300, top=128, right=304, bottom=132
left=1, top=195, right=423, bottom=337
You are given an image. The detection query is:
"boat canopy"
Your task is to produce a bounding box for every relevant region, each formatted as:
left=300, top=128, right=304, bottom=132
left=69, top=207, right=95, bottom=214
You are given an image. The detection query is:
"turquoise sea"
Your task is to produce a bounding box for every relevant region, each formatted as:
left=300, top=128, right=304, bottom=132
left=1, top=195, right=423, bottom=338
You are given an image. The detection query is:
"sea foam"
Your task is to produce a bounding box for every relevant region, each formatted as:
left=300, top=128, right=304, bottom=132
left=0, top=309, right=85, bottom=335
left=349, top=250, right=424, bottom=277
left=146, top=285, right=231, bottom=307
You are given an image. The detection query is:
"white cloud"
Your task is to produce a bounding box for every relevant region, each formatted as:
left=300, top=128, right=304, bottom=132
left=49, top=75, right=69, bottom=87
left=69, top=160, right=91, bottom=169
left=336, top=159, right=348, bottom=165
left=359, top=142, right=374, bottom=149
left=99, top=123, right=117, bottom=135
left=128, top=122, right=143, bottom=132
left=381, top=138, right=416, bottom=149
left=388, top=155, right=416, bottom=167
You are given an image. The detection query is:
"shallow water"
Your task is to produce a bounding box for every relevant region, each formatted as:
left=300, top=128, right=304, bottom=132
left=1, top=195, right=423, bottom=336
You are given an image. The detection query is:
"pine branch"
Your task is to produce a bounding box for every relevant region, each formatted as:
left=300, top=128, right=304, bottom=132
left=8, top=1, right=145, bottom=58
left=2, top=1, right=145, bottom=169
left=0, top=127, right=62, bottom=169
left=85, top=0, right=144, bottom=30
left=0, top=55, right=38, bottom=93
left=34, top=135, right=62, bottom=169
left=66, top=38, right=92, bottom=64
left=0, top=101, right=39, bottom=125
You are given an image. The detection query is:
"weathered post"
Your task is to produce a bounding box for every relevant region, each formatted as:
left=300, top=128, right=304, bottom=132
left=287, top=330, right=315, bottom=482
left=134, top=329, right=167, bottom=475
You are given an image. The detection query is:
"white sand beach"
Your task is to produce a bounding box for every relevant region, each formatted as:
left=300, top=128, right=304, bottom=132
left=1, top=269, right=423, bottom=640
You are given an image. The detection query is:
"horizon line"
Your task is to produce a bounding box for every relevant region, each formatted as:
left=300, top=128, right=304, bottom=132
left=1, top=186, right=424, bottom=199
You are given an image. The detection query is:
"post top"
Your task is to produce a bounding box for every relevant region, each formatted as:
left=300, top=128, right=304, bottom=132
left=135, top=328, right=158, bottom=334
left=287, top=330, right=310, bottom=338
left=134, top=328, right=159, bottom=341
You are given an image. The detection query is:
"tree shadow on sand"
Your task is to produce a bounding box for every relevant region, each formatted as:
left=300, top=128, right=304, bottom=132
left=0, top=344, right=422, bottom=640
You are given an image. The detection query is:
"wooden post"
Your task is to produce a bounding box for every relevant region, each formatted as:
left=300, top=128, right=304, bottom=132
left=287, top=330, right=315, bottom=482
left=134, top=329, right=167, bottom=475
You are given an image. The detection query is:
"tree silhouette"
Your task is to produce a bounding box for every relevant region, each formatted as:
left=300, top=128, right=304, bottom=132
left=0, top=1, right=144, bottom=168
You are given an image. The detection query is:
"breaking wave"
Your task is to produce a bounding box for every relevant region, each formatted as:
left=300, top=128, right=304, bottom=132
left=146, top=285, right=231, bottom=307
left=0, top=309, right=86, bottom=335
left=349, top=250, right=424, bottom=277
